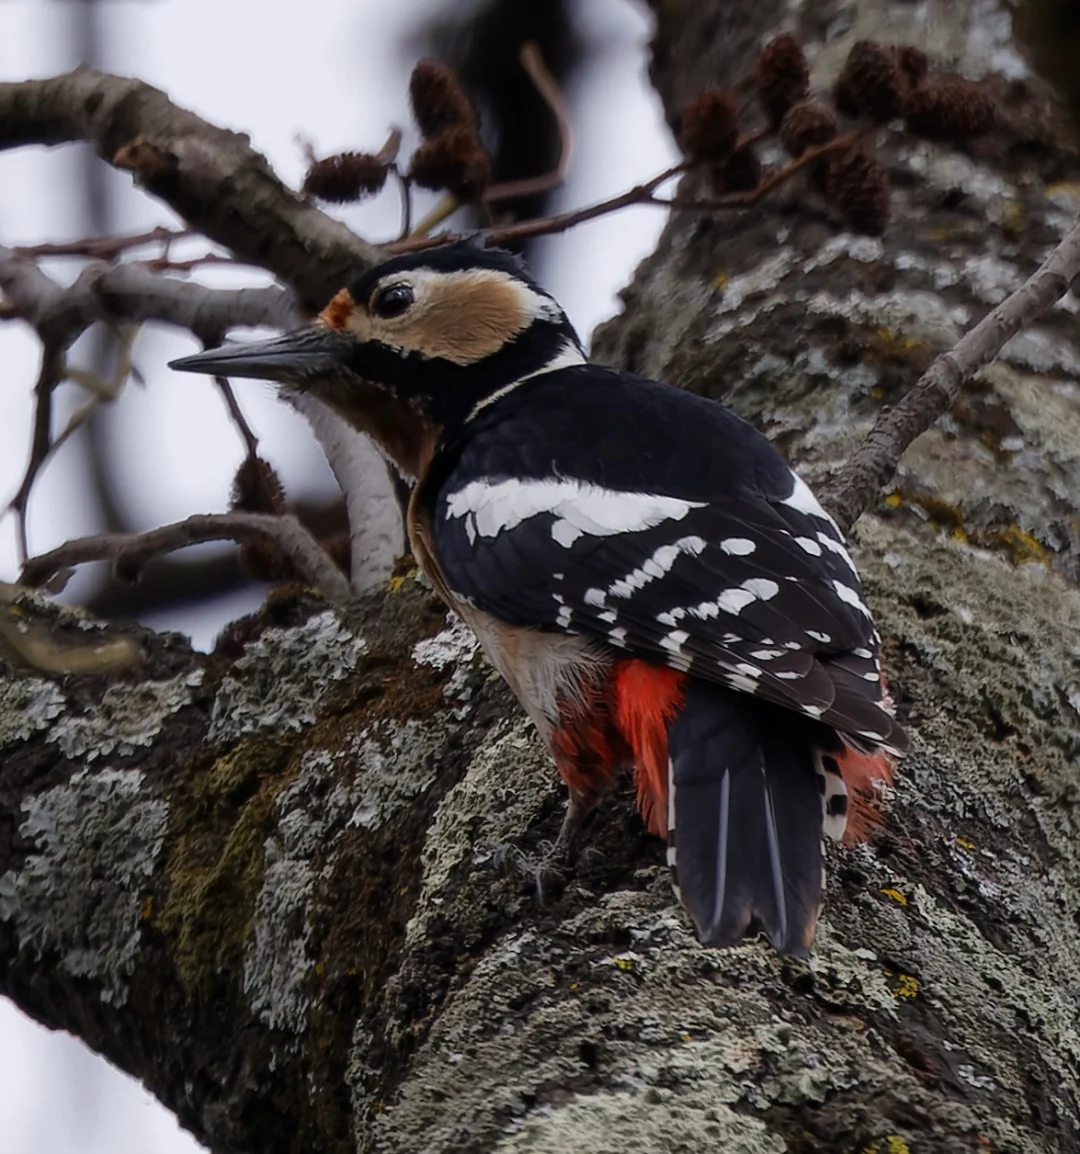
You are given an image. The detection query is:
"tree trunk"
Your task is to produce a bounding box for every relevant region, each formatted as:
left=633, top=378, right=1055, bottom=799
left=4, top=2, right=1080, bottom=1152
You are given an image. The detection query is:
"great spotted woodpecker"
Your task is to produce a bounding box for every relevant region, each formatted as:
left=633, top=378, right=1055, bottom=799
left=171, top=242, right=906, bottom=955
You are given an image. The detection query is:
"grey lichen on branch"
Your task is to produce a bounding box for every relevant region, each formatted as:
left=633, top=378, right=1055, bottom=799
left=823, top=216, right=1080, bottom=532
left=0, top=67, right=380, bottom=309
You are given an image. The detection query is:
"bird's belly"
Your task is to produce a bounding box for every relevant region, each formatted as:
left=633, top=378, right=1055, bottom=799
left=452, top=601, right=610, bottom=740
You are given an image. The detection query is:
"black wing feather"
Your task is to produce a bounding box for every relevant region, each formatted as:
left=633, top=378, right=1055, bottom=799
left=431, top=366, right=905, bottom=752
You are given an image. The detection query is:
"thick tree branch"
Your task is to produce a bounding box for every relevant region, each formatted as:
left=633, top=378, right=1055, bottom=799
left=19, top=511, right=352, bottom=603
left=0, top=68, right=380, bottom=308
left=823, top=217, right=1080, bottom=532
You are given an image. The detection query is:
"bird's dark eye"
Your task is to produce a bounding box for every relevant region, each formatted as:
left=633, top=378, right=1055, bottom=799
left=372, top=283, right=414, bottom=319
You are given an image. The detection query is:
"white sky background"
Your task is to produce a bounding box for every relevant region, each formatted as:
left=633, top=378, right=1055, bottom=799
left=0, top=2, right=677, bottom=1151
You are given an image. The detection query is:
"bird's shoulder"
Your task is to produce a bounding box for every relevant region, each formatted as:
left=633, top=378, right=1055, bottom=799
left=434, top=363, right=795, bottom=504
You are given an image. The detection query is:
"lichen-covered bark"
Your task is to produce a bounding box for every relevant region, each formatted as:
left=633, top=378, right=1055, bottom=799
left=4, top=2, right=1080, bottom=1152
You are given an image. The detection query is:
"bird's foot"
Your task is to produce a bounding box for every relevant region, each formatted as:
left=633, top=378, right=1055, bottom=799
left=494, top=792, right=593, bottom=903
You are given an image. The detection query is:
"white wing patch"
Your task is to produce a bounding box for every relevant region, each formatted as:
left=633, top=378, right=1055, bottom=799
left=781, top=471, right=842, bottom=532
left=445, top=477, right=705, bottom=549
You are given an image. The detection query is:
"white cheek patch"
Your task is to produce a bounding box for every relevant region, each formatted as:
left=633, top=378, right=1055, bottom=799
left=445, top=478, right=706, bottom=549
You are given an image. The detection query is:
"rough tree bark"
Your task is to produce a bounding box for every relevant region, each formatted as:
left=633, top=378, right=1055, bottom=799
left=3, top=2, right=1080, bottom=1152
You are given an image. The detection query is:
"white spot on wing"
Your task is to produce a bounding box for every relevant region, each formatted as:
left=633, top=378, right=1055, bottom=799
left=713, top=588, right=754, bottom=616
left=794, top=536, right=823, bottom=556
left=805, top=630, right=831, bottom=644
left=584, top=588, right=606, bottom=607
left=853, top=647, right=873, bottom=659
left=609, top=627, right=628, bottom=647
left=661, top=629, right=690, bottom=652
left=720, top=537, right=756, bottom=556
left=743, top=577, right=779, bottom=601
left=734, top=663, right=763, bottom=678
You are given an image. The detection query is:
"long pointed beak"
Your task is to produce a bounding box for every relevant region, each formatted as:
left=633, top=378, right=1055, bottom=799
left=168, top=326, right=355, bottom=385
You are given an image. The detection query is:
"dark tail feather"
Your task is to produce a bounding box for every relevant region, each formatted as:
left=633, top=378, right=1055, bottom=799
left=667, top=682, right=824, bottom=956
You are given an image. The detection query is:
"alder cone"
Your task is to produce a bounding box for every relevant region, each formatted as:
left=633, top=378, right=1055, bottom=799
left=779, top=99, right=839, bottom=157
left=710, top=145, right=762, bottom=194
left=834, top=40, right=907, bottom=122
left=410, top=129, right=492, bottom=202
left=679, top=89, right=739, bottom=163
left=231, top=456, right=286, bottom=516
left=904, top=77, right=996, bottom=140
left=825, top=145, right=891, bottom=236
left=409, top=59, right=478, bottom=139
left=894, top=45, right=930, bottom=88
left=756, top=34, right=810, bottom=129
left=302, top=153, right=388, bottom=203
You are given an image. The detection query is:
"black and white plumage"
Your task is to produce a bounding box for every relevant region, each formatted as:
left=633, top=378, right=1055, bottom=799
left=170, top=242, right=906, bottom=956
left=427, top=366, right=903, bottom=754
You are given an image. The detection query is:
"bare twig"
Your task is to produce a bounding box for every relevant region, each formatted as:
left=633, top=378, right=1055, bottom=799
left=8, top=346, right=64, bottom=563
left=0, top=245, right=299, bottom=560
left=214, top=376, right=260, bottom=460
left=0, top=246, right=297, bottom=338
left=394, top=168, right=413, bottom=240
left=665, top=128, right=867, bottom=210
left=15, top=225, right=191, bottom=261
left=393, top=128, right=866, bottom=253
left=392, top=161, right=690, bottom=254
left=483, top=41, right=574, bottom=205
left=139, top=251, right=241, bottom=273
left=823, top=218, right=1080, bottom=533
left=20, top=512, right=352, bottom=603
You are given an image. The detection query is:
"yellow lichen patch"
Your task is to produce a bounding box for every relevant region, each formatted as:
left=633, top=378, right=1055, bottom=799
left=956, top=836, right=975, bottom=850
left=1045, top=180, right=1080, bottom=200
left=712, top=270, right=729, bottom=289
left=991, top=524, right=1050, bottom=566
left=387, top=575, right=407, bottom=594
left=886, top=1138, right=912, bottom=1154
left=880, top=887, right=907, bottom=906
left=999, top=201, right=1026, bottom=236
left=866, top=328, right=935, bottom=374
left=884, top=491, right=903, bottom=509
left=892, top=973, right=919, bottom=1000
left=141, top=895, right=154, bottom=922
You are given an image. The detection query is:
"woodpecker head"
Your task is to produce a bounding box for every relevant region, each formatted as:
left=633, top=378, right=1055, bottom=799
left=170, top=243, right=585, bottom=475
